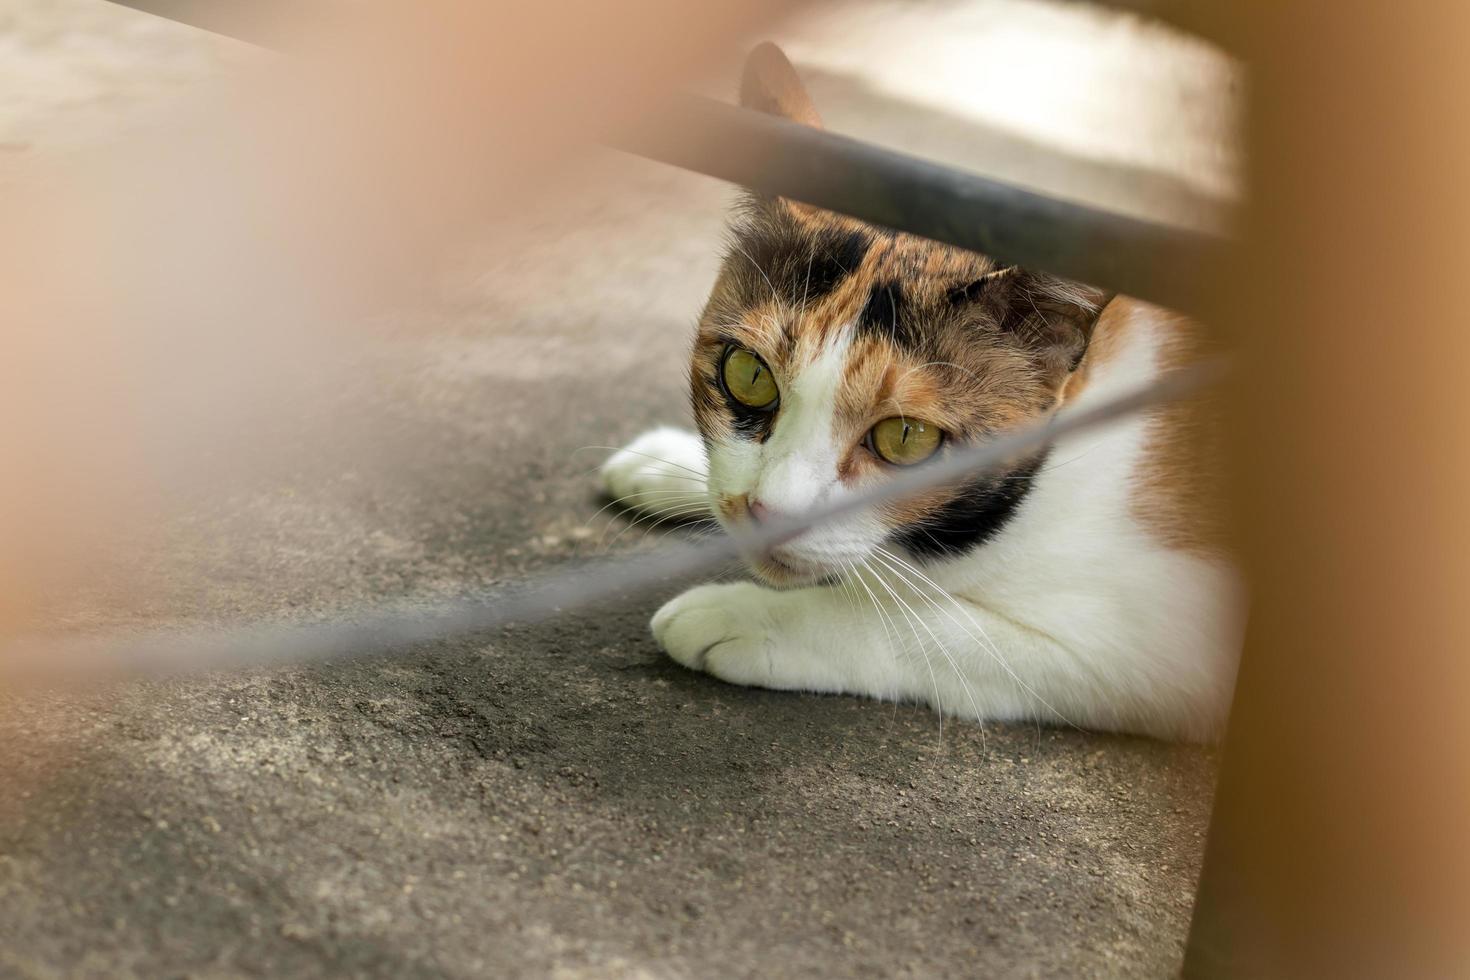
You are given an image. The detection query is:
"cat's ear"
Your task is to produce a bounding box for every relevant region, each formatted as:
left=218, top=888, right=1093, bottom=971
left=960, top=267, right=1113, bottom=380
left=740, top=42, right=823, bottom=129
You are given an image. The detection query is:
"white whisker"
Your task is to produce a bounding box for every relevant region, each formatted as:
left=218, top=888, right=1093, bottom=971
left=575, top=445, right=708, bottom=480
left=857, top=558, right=947, bottom=734
left=601, top=501, right=713, bottom=550
left=873, top=546, right=1079, bottom=731
left=726, top=238, right=792, bottom=323
left=865, top=553, right=985, bottom=728
left=843, top=560, right=907, bottom=711
left=585, top=487, right=707, bottom=526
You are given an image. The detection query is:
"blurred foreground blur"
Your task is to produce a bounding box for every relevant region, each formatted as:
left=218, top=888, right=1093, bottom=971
left=0, top=0, right=1239, bottom=663
left=0, top=3, right=1250, bottom=978
left=7, top=1, right=1469, bottom=976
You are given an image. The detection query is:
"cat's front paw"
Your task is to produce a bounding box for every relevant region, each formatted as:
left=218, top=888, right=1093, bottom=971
left=651, top=582, right=780, bottom=687
left=599, top=427, right=709, bottom=509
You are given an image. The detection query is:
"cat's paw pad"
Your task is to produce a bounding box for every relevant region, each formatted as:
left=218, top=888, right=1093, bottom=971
left=651, top=582, right=777, bottom=686
left=599, top=427, right=708, bottom=504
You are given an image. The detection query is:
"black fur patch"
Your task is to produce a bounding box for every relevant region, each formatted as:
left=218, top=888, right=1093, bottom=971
left=729, top=219, right=870, bottom=309
left=727, top=402, right=774, bottom=439
left=801, top=229, right=869, bottom=304
left=893, top=454, right=1046, bottom=559
left=945, top=274, right=999, bottom=307
left=856, top=281, right=917, bottom=348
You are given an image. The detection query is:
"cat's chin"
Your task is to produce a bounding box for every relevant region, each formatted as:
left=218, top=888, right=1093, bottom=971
left=747, top=551, right=840, bottom=589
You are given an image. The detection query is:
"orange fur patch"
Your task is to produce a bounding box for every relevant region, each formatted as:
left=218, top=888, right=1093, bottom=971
left=1130, top=305, right=1229, bottom=556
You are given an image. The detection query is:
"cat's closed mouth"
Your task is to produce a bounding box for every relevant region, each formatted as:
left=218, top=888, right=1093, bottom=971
left=751, top=548, right=839, bottom=589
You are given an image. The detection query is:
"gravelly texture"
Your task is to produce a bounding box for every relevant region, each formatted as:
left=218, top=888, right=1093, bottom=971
left=0, top=2, right=1221, bottom=976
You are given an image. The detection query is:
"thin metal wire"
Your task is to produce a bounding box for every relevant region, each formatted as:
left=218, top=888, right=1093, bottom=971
left=1, top=360, right=1223, bottom=683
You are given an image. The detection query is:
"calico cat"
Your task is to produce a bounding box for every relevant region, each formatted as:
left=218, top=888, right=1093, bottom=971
left=601, top=43, right=1243, bottom=741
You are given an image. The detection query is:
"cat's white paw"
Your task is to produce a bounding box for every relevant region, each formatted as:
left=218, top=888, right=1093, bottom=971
left=651, top=582, right=780, bottom=687
left=599, top=427, right=708, bottom=510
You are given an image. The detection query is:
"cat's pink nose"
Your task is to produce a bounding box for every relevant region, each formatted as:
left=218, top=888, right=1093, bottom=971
left=747, top=499, right=774, bottom=523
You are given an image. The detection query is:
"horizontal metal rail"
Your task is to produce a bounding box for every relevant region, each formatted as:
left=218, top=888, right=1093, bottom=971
left=102, top=0, right=332, bottom=48
left=612, top=94, right=1232, bottom=316
left=103, top=0, right=1234, bottom=317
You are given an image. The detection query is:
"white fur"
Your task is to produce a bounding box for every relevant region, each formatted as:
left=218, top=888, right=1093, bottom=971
left=705, top=327, right=891, bottom=571
left=600, top=426, right=709, bottom=502
left=612, top=306, right=1243, bottom=741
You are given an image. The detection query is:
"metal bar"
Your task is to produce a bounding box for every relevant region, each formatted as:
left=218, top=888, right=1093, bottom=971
left=102, top=0, right=1234, bottom=318
left=101, top=0, right=310, bottom=48
left=610, top=95, right=1233, bottom=316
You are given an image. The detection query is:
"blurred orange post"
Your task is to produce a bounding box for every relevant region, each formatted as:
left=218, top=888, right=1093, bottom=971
left=1185, top=2, right=1470, bottom=977
left=0, top=0, right=792, bottom=645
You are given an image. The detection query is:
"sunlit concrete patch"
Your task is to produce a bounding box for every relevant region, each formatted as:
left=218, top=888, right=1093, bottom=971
left=780, top=0, right=1242, bottom=209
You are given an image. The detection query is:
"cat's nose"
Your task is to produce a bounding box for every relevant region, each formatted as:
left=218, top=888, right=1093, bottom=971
left=747, top=498, right=773, bottom=523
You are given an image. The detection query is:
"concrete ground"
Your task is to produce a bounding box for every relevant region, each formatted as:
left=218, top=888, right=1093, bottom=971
left=0, top=2, right=1233, bottom=976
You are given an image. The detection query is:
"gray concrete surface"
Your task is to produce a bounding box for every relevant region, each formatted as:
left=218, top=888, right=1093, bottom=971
left=0, top=2, right=1223, bottom=976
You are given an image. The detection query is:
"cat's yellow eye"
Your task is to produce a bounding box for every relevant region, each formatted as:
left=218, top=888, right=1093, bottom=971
left=869, top=417, right=943, bottom=466
left=722, top=347, right=779, bottom=409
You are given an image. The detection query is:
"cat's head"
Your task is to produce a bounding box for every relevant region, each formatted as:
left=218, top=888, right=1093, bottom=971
left=693, top=43, right=1110, bottom=587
